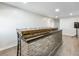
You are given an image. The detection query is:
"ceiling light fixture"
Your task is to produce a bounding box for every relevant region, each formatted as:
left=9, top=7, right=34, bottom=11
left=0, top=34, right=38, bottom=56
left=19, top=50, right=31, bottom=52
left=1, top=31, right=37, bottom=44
left=55, top=8, right=60, bottom=12
left=69, top=13, right=73, bottom=16
left=23, top=2, right=27, bottom=4
left=55, top=16, right=58, bottom=18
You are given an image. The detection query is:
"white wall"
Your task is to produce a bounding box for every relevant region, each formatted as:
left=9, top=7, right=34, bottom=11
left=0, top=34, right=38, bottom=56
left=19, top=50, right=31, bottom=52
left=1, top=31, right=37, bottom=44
left=46, top=18, right=60, bottom=29
left=54, top=18, right=60, bottom=29
left=0, top=3, right=56, bottom=51
left=60, top=17, right=79, bottom=36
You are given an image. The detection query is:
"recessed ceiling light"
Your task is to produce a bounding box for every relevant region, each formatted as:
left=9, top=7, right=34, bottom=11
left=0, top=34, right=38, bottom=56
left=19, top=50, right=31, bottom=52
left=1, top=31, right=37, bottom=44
left=69, top=13, right=72, bottom=16
left=23, top=2, right=27, bottom=4
left=55, top=16, right=58, bottom=18
left=55, top=8, right=60, bottom=12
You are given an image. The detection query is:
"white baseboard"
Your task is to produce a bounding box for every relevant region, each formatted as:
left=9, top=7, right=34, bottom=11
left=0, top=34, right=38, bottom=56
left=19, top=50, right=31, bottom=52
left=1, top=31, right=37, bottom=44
left=0, top=42, right=17, bottom=51
left=62, top=33, right=75, bottom=37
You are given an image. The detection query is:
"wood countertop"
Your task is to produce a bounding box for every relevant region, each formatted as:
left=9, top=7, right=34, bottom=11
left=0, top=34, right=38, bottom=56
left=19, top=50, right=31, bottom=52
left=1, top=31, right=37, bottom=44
left=22, top=30, right=62, bottom=43
left=16, top=28, right=61, bottom=43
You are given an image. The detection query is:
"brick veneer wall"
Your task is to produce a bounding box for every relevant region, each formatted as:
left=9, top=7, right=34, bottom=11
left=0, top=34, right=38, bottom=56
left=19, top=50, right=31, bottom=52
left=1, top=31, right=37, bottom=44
left=21, top=30, right=62, bottom=56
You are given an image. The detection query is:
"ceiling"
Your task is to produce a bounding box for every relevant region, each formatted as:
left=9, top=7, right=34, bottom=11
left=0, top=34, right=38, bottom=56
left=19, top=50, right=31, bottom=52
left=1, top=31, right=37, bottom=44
left=4, top=2, right=79, bottom=18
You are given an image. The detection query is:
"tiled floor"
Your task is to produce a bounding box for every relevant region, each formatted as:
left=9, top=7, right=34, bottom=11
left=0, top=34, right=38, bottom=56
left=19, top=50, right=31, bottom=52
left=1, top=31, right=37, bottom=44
left=0, top=36, right=79, bottom=56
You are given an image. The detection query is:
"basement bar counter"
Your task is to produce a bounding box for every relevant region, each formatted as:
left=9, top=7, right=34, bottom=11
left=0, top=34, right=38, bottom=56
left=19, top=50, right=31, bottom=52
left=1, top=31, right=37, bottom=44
left=17, top=28, right=62, bottom=56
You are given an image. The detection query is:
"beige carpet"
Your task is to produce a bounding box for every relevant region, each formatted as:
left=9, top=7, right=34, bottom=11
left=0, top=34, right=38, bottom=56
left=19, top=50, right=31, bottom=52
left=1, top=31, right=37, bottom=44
left=0, top=36, right=79, bottom=56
